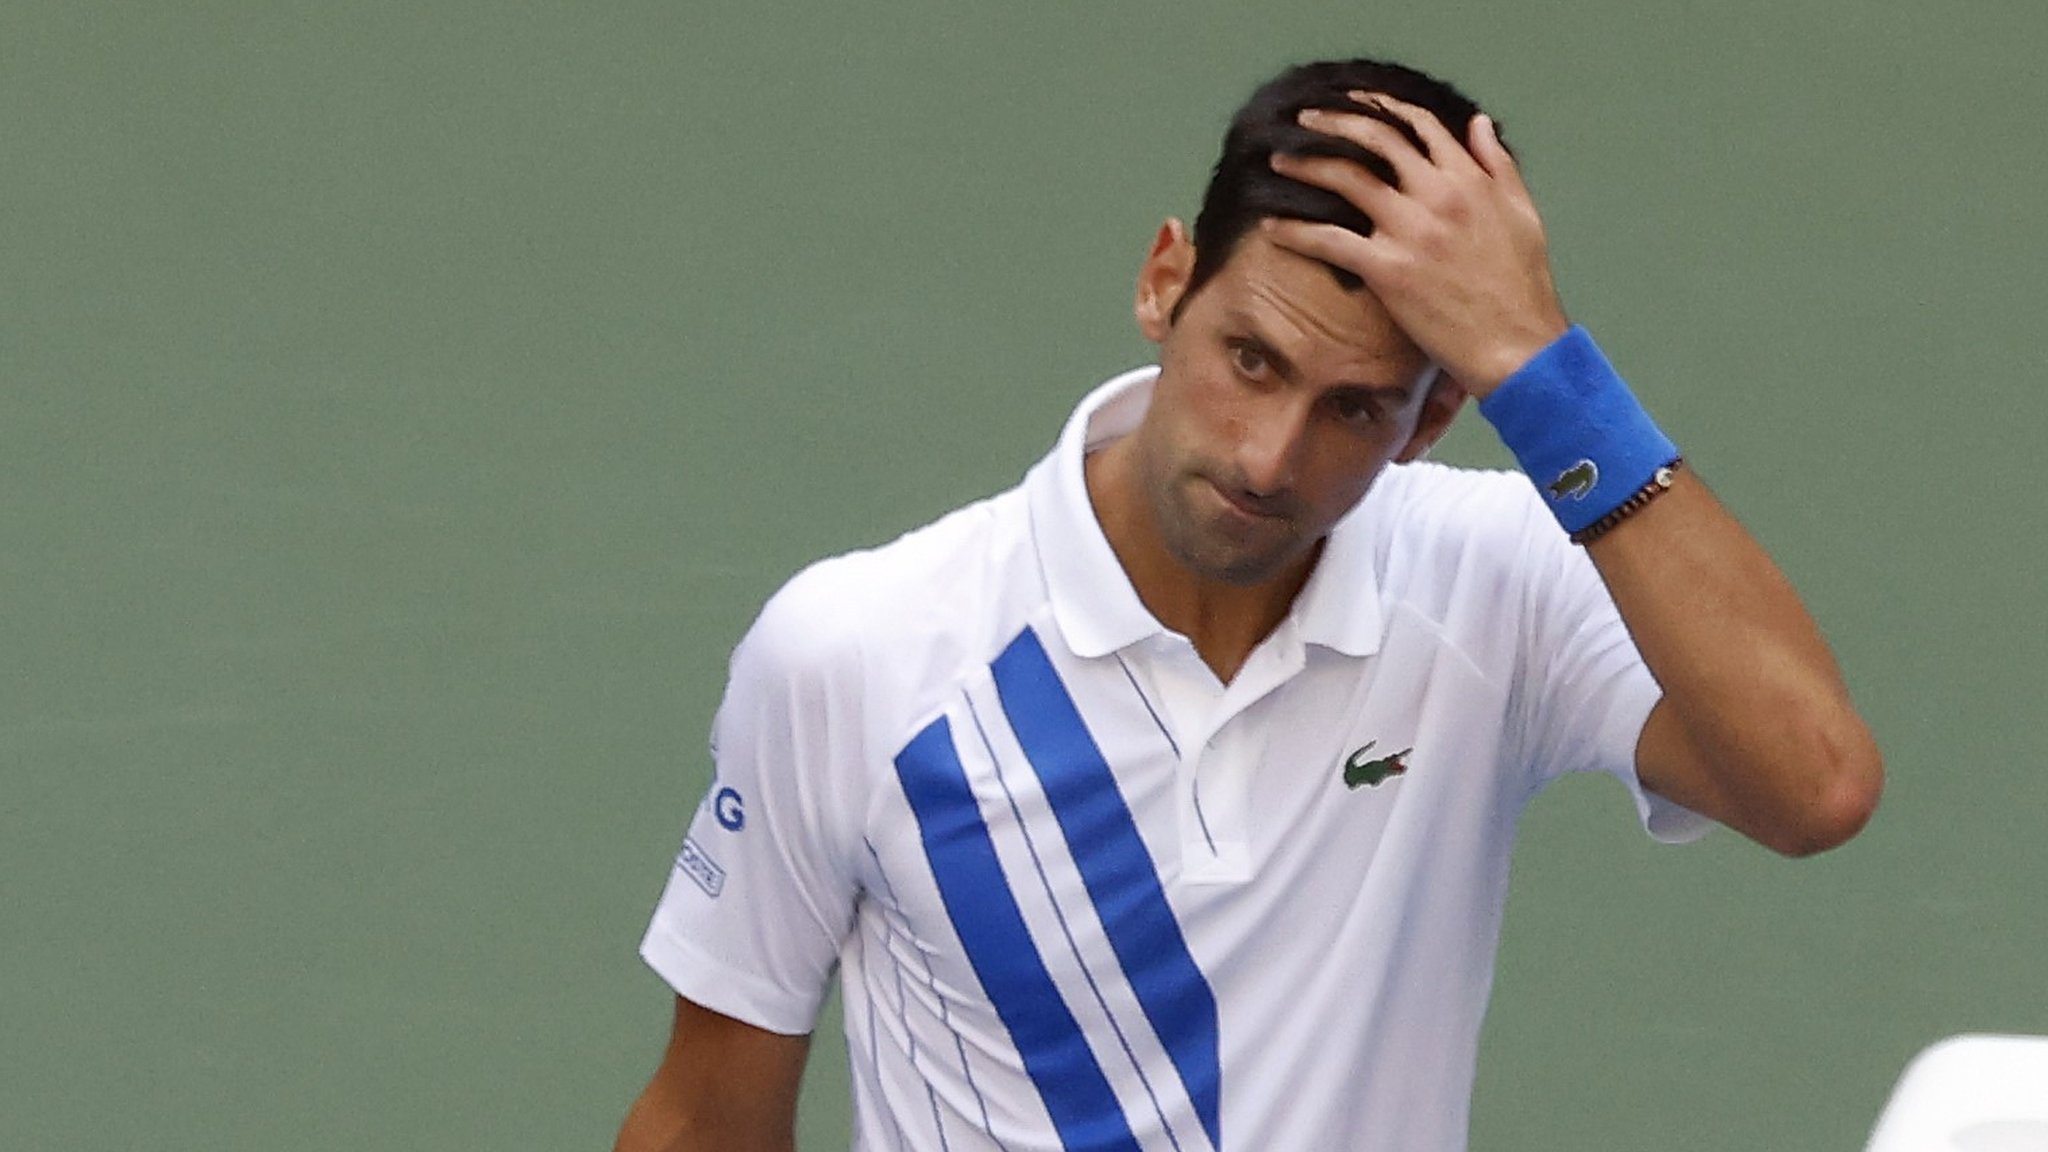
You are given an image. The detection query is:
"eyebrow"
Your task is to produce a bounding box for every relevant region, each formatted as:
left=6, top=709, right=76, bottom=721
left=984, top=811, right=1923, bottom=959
left=1333, top=379, right=1411, bottom=409
left=1225, top=310, right=1420, bottom=402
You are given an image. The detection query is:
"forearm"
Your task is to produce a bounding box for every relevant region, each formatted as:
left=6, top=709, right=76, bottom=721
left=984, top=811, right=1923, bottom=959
left=1587, top=471, right=1883, bottom=854
left=614, top=996, right=808, bottom=1152
left=614, top=1091, right=796, bottom=1152
left=1468, top=324, right=1880, bottom=854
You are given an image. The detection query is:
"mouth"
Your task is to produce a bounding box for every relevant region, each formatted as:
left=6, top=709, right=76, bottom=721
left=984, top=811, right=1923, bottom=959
left=1204, top=476, right=1291, bottom=525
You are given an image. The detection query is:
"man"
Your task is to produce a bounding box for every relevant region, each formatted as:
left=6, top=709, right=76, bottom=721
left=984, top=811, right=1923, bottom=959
left=616, top=57, right=1882, bottom=1152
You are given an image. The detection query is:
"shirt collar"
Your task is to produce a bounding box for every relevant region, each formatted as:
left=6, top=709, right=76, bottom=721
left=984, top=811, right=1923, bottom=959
left=1025, top=366, right=1385, bottom=661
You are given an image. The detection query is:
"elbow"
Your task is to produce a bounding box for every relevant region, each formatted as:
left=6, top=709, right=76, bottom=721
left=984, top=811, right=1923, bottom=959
left=1765, top=718, right=1884, bottom=858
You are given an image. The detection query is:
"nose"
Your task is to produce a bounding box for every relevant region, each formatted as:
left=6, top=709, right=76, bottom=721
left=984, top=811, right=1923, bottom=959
left=1233, top=394, right=1313, bottom=498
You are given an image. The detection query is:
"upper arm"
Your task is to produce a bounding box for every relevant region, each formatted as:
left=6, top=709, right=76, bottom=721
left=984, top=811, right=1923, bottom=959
left=640, top=567, right=870, bottom=1031
left=614, top=995, right=812, bottom=1152
left=1498, top=481, right=1712, bottom=842
left=625, top=570, right=869, bottom=1150
left=1636, top=686, right=1881, bottom=857
left=1633, top=697, right=1733, bottom=828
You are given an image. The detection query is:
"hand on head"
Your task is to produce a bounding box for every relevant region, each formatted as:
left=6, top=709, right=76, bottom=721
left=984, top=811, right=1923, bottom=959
left=1264, top=93, right=1570, bottom=397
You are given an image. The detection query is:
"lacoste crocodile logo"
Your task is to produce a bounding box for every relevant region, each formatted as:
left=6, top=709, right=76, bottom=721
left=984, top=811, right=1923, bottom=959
left=1342, top=741, right=1412, bottom=789
left=1546, top=459, right=1598, bottom=501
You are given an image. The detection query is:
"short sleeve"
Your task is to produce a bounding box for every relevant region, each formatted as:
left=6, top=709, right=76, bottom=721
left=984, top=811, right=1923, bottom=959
left=1509, top=492, right=1712, bottom=844
left=639, top=568, right=869, bottom=1034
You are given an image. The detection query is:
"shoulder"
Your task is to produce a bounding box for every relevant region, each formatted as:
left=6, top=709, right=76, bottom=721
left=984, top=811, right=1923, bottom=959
left=735, top=486, right=1038, bottom=706
left=1365, top=461, right=1555, bottom=574
left=1354, top=461, right=1582, bottom=656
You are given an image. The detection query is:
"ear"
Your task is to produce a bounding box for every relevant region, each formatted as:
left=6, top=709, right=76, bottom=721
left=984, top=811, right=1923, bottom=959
left=1395, top=370, right=1469, bottom=463
left=1134, top=219, right=1195, bottom=343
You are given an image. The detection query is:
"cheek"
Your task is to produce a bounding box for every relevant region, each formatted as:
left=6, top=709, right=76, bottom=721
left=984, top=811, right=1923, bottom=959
left=1319, top=467, right=1379, bottom=517
left=1159, top=369, right=1245, bottom=458
left=1302, top=430, right=1395, bottom=514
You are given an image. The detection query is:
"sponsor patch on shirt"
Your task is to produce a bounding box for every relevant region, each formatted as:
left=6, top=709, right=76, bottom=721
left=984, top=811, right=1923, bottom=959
left=676, top=836, right=726, bottom=898
left=713, top=786, right=745, bottom=831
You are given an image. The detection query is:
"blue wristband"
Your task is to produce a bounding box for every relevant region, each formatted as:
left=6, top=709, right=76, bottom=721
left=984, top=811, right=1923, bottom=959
left=1477, top=326, right=1678, bottom=535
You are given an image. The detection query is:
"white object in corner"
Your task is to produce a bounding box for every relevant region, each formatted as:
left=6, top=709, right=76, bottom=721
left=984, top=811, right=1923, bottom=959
left=1867, top=1034, right=2048, bottom=1152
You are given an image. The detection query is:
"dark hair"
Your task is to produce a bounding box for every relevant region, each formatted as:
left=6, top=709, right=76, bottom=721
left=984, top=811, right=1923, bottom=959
left=1180, top=58, right=1496, bottom=311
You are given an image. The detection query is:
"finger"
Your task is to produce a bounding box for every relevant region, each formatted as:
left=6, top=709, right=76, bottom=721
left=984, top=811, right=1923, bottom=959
left=1469, top=113, right=1531, bottom=195
left=1267, top=150, right=1418, bottom=228
left=1257, top=217, right=1384, bottom=282
left=1292, top=106, right=1432, bottom=188
left=1348, top=91, right=1484, bottom=178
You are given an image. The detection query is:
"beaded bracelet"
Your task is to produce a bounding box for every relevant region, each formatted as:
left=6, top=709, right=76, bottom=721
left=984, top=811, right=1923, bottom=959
left=1569, top=458, right=1683, bottom=545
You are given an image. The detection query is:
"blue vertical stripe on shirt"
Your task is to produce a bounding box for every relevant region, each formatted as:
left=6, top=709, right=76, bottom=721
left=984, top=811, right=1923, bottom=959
left=895, top=716, right=1144, bottom=1152
left=991, top=628, right=1223, bottom=1150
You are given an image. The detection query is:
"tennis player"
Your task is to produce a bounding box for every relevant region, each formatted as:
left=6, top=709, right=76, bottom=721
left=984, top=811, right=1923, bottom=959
left=615, top=56, right=1881, bottom=1152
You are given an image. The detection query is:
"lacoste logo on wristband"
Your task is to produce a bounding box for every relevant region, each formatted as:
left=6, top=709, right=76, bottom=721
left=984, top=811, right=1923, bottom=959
left=1546, top=459, right=1598, bottom=501
left=1342, top=742, right=1412, bottom=789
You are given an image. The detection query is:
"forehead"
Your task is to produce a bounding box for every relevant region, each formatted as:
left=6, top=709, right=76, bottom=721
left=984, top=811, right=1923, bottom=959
left=1188, top=234, right=1428, bottom=382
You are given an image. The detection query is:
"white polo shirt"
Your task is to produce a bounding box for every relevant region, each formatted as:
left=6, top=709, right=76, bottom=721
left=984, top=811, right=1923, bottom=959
left=641, top=366, right=1708, bottom=1152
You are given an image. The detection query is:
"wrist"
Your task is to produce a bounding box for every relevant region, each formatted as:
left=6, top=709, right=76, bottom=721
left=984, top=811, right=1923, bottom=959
left=1478, top=326, right=1679, bottom=537
left=1460, top=324, right=1570, bottom=399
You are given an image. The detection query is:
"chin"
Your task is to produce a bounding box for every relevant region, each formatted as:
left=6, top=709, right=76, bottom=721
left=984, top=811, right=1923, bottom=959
left=1154, top=479, right=1312, bottom=586
left=1172, top=537, right=1306, bottom=588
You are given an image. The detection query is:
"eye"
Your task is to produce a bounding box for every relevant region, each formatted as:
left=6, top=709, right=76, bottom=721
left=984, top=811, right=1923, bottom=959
left=1329, top=390, right=1382, bottom=427
left=1227, top=339, right=1270, bottom=380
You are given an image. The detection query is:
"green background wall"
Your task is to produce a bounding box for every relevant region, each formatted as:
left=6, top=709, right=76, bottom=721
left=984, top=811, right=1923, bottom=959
left=5, top=2, right=2043, bottom=1148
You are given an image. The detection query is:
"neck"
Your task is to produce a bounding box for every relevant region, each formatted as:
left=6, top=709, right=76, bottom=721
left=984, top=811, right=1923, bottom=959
left=1085, top=441, right=1316, bottom=683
